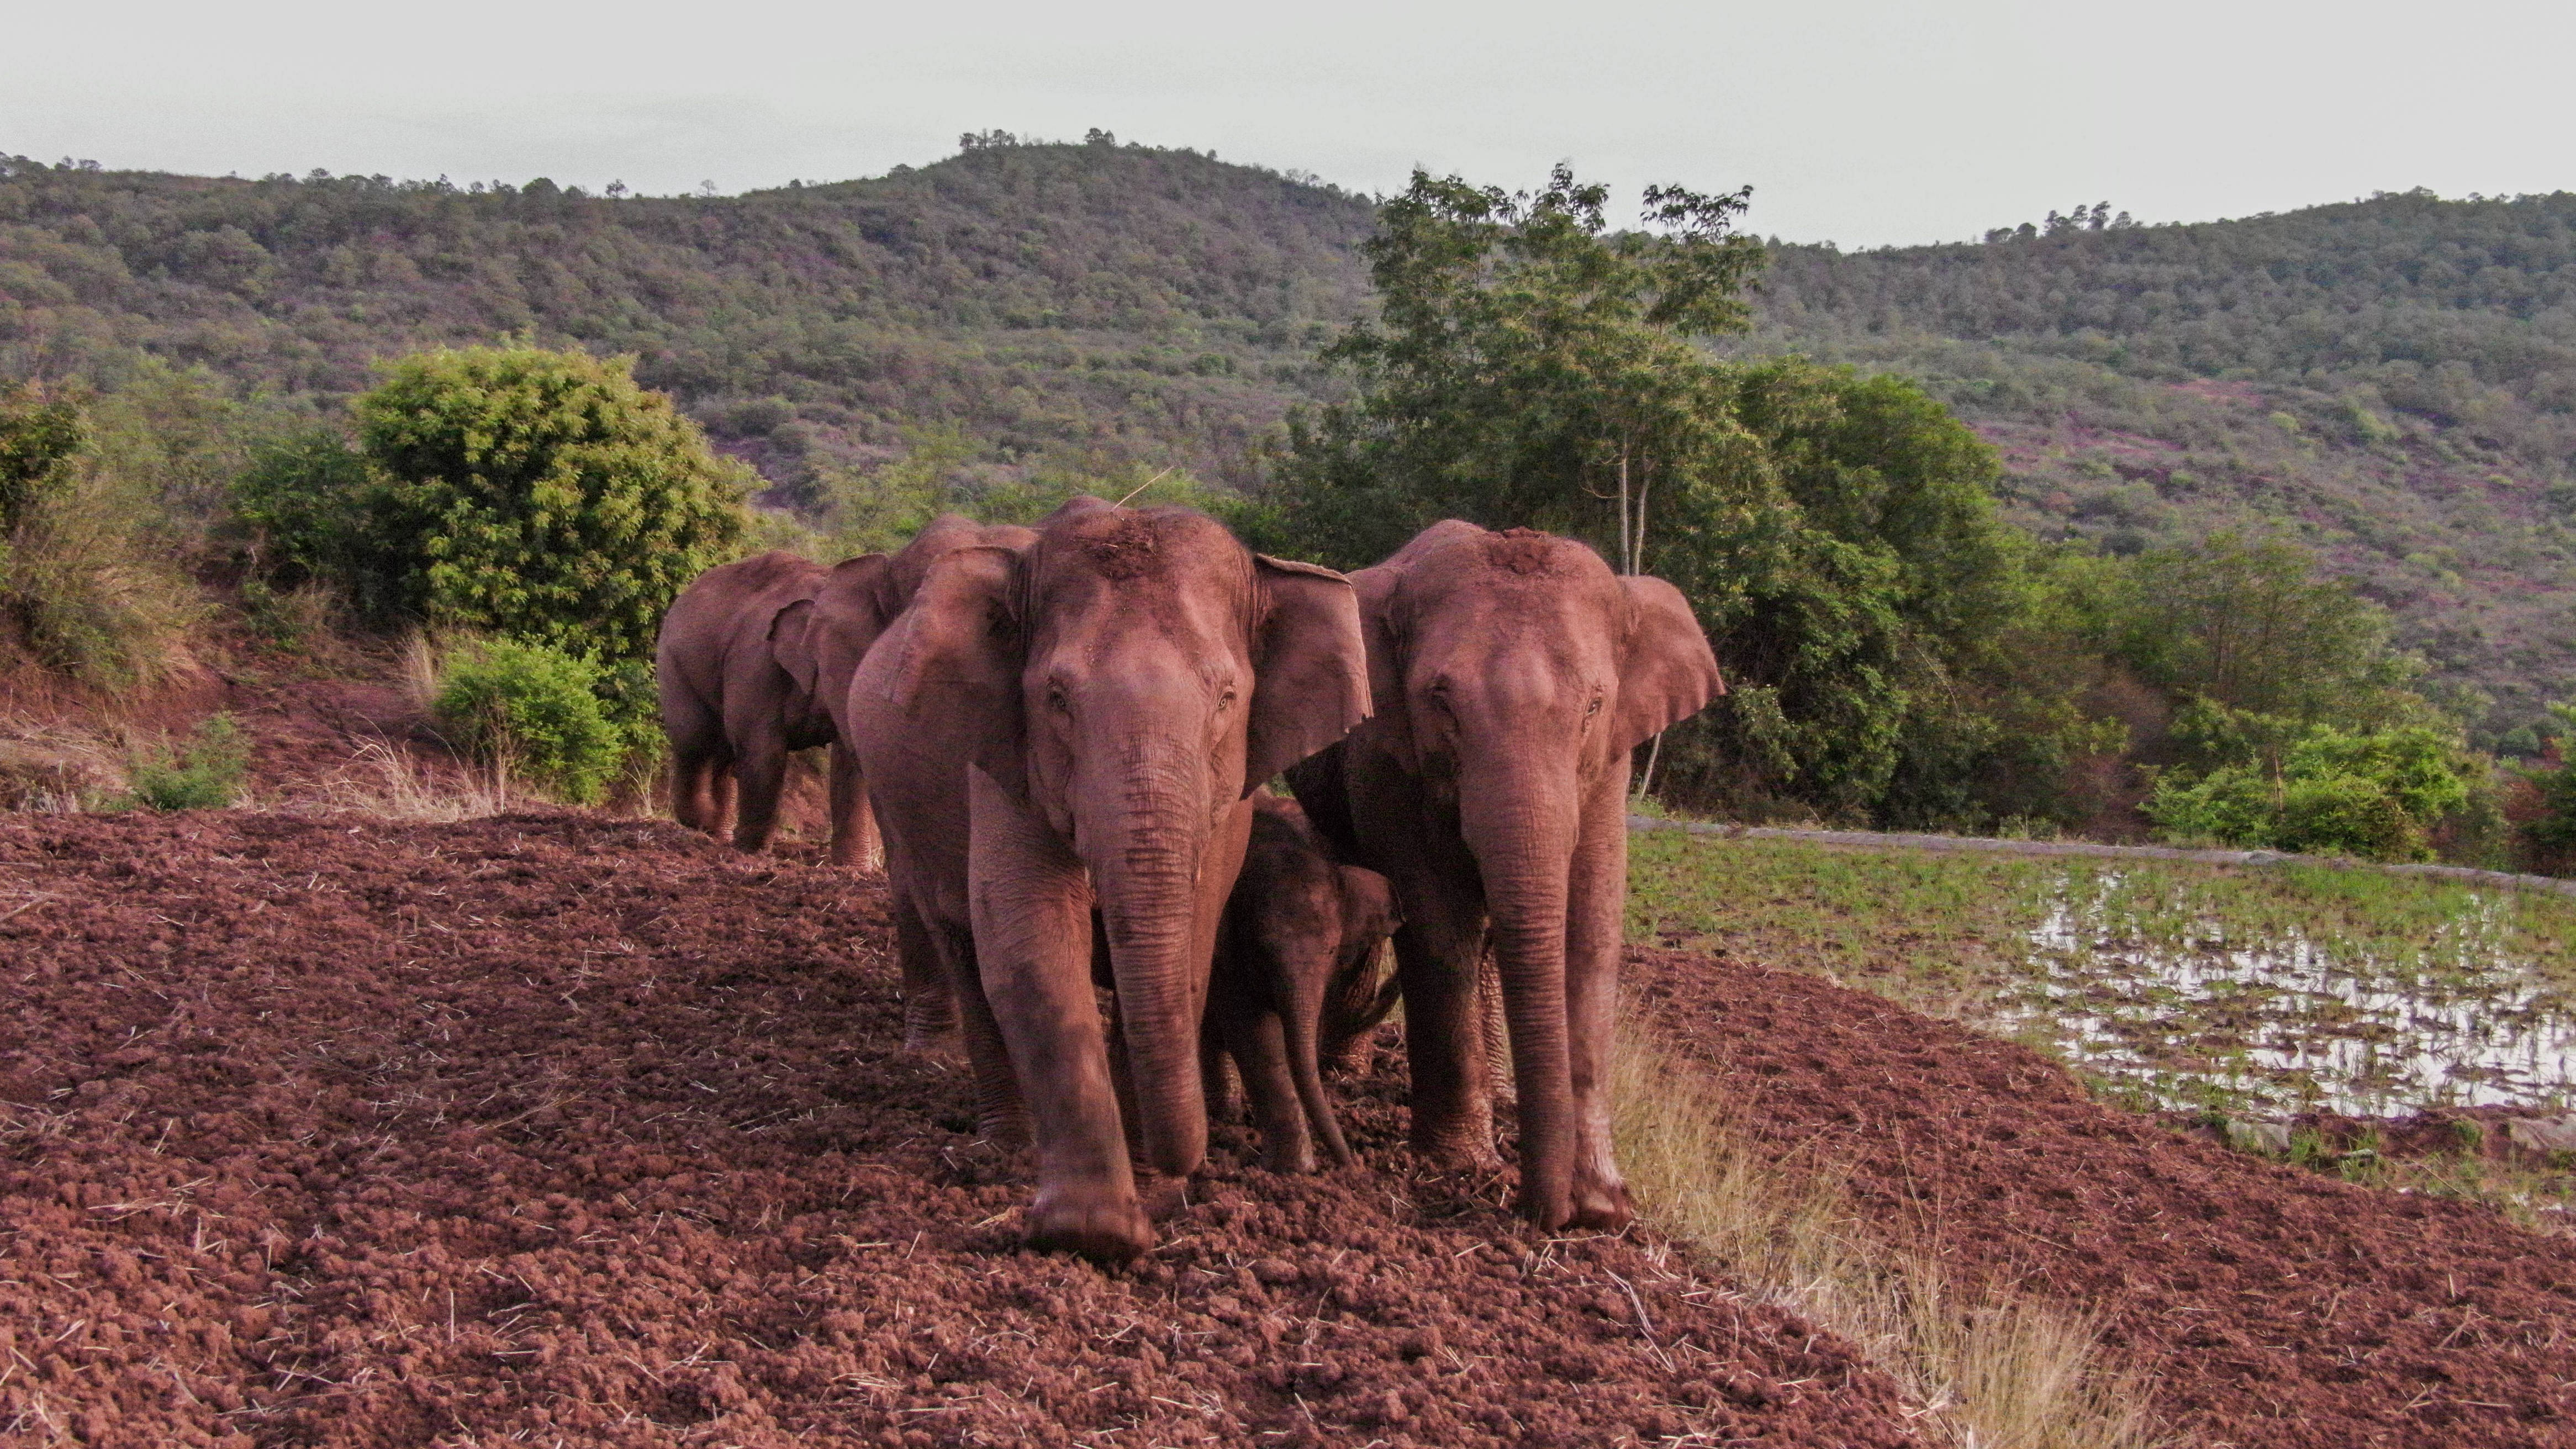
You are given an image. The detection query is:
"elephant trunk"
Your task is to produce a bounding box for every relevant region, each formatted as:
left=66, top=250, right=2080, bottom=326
left=1458, top=758, right=1579, bottom=1228
left=1082, top=744, right=1215, bottom=1179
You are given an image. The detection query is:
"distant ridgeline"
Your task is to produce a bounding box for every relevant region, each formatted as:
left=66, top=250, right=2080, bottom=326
left=0, top=141, right=1379, bottom=495
left=4, top=142, right=2573, bottom=720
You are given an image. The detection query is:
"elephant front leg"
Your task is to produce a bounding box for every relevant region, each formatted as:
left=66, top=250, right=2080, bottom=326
left=827, top=741, right=885, bottom=871
left=893, top=885, right=959, bottom=1055
left=1387, top=895, right=1501, bottom=1172
left=728, top=729, right=789, bottom=853
left=967, top=768, right=1151, bottom=1261
left=1563, top=767, right=1635, bottom=1230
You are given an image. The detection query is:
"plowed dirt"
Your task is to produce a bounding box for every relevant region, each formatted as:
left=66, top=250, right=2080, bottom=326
left=0, top=812, right=1913, bottom=1447
left=1631, top=946, right=2576, bottom=1449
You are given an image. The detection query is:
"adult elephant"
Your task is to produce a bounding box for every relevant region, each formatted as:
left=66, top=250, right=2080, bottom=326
left=657, top=550, right=885, bottom=865
left=657, top=519, right=1036, bottom=871
left=847, top=498, right=1369, bottom=1260
left=1289, top=522, right=1722, bottom=1231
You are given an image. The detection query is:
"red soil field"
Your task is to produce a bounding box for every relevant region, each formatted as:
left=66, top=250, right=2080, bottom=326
left=0, top=813, right=1910, bottom=1447
left=6, top=810, right=2572, bottom=1446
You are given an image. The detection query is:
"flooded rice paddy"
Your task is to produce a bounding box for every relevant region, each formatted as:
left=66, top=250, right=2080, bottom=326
left=1624, top=831, right=2576, bottom=1122
left=2001, top=872, right=2576, bottom=1116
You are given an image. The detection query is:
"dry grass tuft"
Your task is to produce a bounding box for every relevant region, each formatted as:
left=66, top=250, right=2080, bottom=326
left=284, top=738, right=511, bottom=823
left=1612, top=1023, right=2157, bottom=1449
left=0, top=725, right=126, bottom=812
left=395, top=630, right=441, bottom=715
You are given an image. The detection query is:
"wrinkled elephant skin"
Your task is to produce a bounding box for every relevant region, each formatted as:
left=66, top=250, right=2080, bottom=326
left=1290, top=522, right=1723, bottom=1231
left=849, top=499, right=1370, bottom=1260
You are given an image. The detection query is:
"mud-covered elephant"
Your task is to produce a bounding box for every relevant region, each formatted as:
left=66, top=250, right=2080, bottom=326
left=1289, top=522, right=1723, bottom=1231
left=1205, top=792, right=1401, bottom=1173
left=657, top=550, right=889, bottom=866
left=847, top=498, right=1370, bottom=1258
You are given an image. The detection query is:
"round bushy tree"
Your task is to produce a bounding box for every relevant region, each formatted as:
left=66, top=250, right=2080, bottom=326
left=353, top=345, right=751, bottom=665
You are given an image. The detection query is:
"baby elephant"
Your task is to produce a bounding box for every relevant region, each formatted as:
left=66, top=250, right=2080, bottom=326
left=1206, top=794, right=1402, bottom=1172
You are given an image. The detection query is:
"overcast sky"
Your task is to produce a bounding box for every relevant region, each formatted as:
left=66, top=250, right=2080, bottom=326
left=7, top=0, right=2568, bottom=248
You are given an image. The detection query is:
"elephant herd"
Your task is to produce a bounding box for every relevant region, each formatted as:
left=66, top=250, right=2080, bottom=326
left=654, top=499, right=1724, bottom=1261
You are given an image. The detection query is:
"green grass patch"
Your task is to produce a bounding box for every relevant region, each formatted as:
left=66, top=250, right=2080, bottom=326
left=1627, top=831, right=2576, bottom=1117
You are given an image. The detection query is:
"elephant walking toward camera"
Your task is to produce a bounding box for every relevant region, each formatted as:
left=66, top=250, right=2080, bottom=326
left=1289, top=522, right=1722, bottom=1231
left=847, top=499, right=1370, bottom=1260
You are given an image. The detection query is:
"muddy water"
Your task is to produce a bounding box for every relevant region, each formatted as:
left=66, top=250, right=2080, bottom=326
left=2000, top=874, right=2576, bottom=1115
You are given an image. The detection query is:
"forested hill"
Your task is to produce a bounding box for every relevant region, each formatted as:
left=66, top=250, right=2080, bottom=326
left=1746, top=190, right=2576, bottom=731
left=5, top=140, right=2575, bottom=727
left=0, top=139, right=1377, bottom=493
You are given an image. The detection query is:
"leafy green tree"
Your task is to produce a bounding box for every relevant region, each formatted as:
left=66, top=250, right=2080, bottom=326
left=1273, top=165, right=1762, bottom=572
left=2105, top=532, right=2416, bottom=721
left=352, top=345, right=752, bottom=667
left=1273, top=168, right=2094, bottom=827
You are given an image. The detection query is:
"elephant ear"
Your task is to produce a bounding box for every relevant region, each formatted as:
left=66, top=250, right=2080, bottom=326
left=808, top=554, right=894, bottom=723
left=1613, top=574, right=1725, bottom=754
left=1244, top=556, right=1374, bottom=794
left=768, top=597, right=824, bottom=705
left=1343, top=562, right=1416, bottom=773
left=867, top=544, right=1032, bottom=802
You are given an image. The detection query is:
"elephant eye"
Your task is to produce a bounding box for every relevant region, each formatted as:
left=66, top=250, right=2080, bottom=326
left=1047, top=683, right=1071, bottom=714
left=1216, top=686, right=1237, bottom=713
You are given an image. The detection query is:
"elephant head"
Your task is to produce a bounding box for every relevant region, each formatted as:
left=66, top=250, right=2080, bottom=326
left=1354, top=521, right=1722, bottom=1228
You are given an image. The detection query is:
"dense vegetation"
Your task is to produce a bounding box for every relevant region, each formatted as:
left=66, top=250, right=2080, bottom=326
left=1254, top=168, right=2496, bottom=857
left=3, top=139, right=2573, bottom=859
left=0, top=140, right=1375, bottom=497
left=1742, top=191, right=2576, bottom=735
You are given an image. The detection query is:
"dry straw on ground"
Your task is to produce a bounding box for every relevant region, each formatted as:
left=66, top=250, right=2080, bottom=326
left=286, top=738, right=511, bottom=823
left=1611, top=1022, right=2157, bottom=1449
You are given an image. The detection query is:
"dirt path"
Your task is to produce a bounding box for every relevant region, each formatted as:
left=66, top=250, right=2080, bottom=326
left=0, top=813, right=1913, bottom=1448
left=1631, top=945, right=2576, bottom=1448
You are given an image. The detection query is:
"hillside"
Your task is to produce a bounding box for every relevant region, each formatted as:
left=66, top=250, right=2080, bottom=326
left=1744, top=191, right=2576, bottom=733
left=0, top=140, right=1377, bottom=494
left=6, top=144, right=2575, bottom=730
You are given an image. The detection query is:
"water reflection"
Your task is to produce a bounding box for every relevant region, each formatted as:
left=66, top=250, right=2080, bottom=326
left=2005, top=875, right=2576, bottom=1116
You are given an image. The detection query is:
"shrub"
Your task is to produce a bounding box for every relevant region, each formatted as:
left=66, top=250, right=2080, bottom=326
left=352, top=345, right=751, bottom=662
left=126, top=714, right=250, bottom=811
left=2143, top=706, right=2472, bottom=861
left=230, top=426, right=384, bottom=600
left=1, top=382, right=84, bottom=539
left=431, top=639, right=625, bottom=804
left=2, top=382, right=205, bottom=691
left=2273, top=774, right=2427, bottom=861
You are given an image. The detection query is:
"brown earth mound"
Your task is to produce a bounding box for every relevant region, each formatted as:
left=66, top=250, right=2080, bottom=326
left=0, top=812, right=1914, bottom=1447
left=1632, top=947, right=2576, bottom=1449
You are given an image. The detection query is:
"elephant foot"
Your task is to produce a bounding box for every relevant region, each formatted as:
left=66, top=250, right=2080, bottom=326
left=976, top=1104, right=1034, bottom=1149
left=1411, top=1126, right=1501, bottom=1174
left=1026, top=1186, right=1154, bottom=1262
left=828, top=843, right=886, bottom=872
left=1567, top=1175, right=1635, bottom=1232
left=901, top=1006, right=961, bottom=1057
left=1258, top=1140, right=1319, bottom=1176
